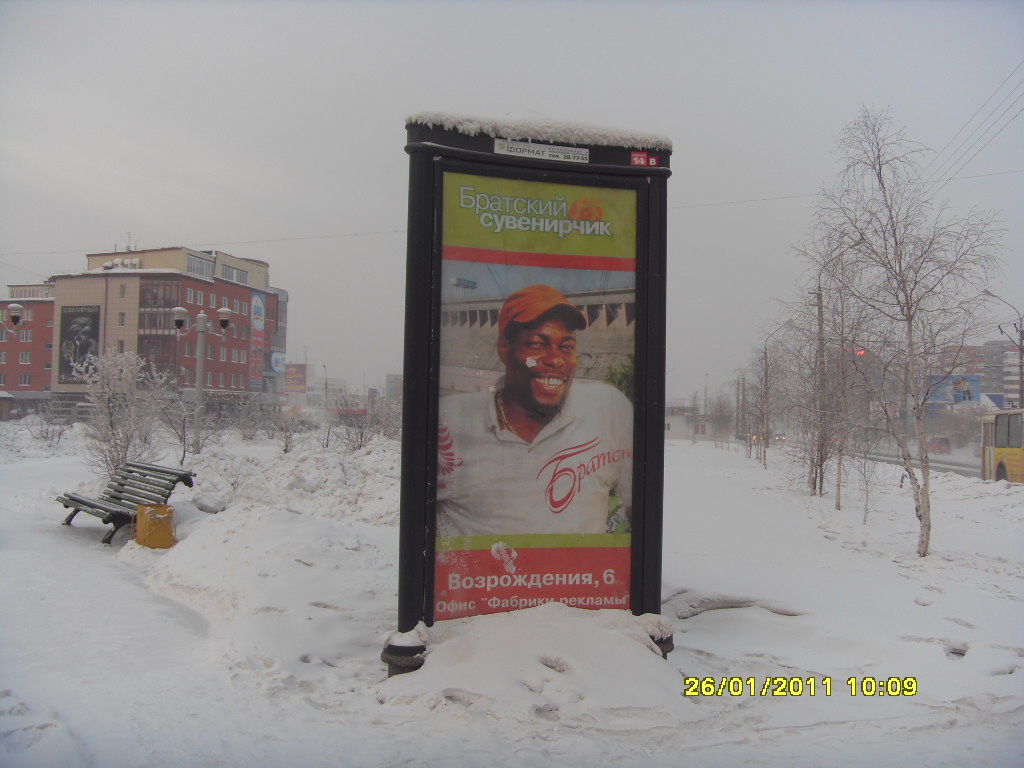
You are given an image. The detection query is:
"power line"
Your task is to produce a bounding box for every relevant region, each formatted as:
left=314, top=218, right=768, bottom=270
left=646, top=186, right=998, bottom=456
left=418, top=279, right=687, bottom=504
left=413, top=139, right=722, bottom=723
left=920, top=57, right=1024, bottom=179
left=930, top=104, right=1024, bottom=197
left=1, top=168, right=1021, bottom=262
left=670, top=168, right=1024, bottom=210
left=0, top=227, right=406, bottom=260
left=923, top=81, right=1024, bottom=194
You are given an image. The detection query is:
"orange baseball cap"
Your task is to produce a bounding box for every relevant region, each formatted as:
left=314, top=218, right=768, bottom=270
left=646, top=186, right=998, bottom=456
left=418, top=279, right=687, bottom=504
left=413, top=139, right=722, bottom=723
left=498, top=284, right=586, bottom=337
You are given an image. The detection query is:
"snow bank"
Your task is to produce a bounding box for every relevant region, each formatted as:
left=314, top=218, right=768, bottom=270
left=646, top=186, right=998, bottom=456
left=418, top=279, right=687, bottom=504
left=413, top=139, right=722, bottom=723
left=1, top=423, right=1021, bottom=767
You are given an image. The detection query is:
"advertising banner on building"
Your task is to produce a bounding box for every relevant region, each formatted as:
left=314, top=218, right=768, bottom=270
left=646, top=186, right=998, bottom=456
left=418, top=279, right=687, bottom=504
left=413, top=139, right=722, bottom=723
left=928, top=374, right=983, bottom=405
left=250, top=293, right=266, bottom=390
left=284, top=363, right=307, bottom=393
left=434, top=172, right=638, bottom=620
left=386, top=114, right=671, bottom=673
left=57, top=305, right=100, bottom=384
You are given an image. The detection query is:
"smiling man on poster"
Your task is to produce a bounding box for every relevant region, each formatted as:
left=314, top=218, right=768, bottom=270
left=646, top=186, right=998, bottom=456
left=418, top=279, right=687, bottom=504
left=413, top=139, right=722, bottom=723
left=437, top=283, right=633, bottom=537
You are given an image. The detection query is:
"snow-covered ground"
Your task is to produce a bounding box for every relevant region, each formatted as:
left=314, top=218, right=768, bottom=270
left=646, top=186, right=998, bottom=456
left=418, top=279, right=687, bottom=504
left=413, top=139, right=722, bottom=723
left=0, top=422, right=1021, bottom=767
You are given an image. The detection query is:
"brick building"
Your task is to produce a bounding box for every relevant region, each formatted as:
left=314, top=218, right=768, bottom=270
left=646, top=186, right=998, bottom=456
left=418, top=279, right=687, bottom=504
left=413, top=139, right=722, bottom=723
left=1, top=247, right=288, bottom=418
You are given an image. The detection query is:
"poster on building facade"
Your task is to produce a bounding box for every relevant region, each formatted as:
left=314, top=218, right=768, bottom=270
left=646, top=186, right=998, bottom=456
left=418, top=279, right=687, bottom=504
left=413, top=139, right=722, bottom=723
left=57, top=305, right=100, bottom=384
left=284, top=363, right=307, bottom=393
left=434, top=171, right=638, bottom=620
left=249, top=293, right=265, bottom=390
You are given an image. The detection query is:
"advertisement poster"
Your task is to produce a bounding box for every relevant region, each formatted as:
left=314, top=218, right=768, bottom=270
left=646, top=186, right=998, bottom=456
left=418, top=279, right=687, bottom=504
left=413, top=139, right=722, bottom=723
left=434, top=171, right=637, bottom=620
left=249, top=293, right=265, bottom=390
left=928, top=373, right=982, bottom=405
left=284, top=363, right=307, bottom=393
left=57, top=305, right=100, bottom=384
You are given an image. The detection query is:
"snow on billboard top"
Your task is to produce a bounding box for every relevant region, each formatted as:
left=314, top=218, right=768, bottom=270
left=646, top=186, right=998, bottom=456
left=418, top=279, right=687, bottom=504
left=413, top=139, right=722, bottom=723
left=407, top=112, right=672, bottom=151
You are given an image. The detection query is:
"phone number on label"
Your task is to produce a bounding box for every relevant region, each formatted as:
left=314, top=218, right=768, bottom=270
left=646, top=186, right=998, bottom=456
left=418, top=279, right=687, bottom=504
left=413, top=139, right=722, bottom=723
left=683, top=677, right=919, bottom=697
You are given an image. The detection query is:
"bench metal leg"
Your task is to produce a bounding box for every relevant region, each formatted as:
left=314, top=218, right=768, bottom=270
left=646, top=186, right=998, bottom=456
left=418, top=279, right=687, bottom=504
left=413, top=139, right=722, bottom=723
left=62, top=509, right=79, bottom=526
left=100, top=519, right=130, bottom=545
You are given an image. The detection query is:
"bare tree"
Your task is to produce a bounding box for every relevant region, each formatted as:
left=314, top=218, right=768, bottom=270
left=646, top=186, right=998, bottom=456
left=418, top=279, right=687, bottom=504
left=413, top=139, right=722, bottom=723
left=27, top=399, right=71, bottom=445
left=747, top=324, right=793, bottom=469
left=231, top=398, right=273, bottom=441
left=707, top=390, right=735, bottom=448
left=815, top=108, right=1001, bottom=556
left=271, top=407, right=305, bottom=454
left=73, top=350, right=171, bottom=477
left=158, top=393, right=220, bottom=465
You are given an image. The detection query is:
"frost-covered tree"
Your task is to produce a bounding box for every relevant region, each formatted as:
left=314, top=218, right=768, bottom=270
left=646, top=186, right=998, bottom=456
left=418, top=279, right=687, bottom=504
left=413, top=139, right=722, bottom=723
left=73, top=350, right=172, bottom=477
left=813, top=108, right=1001, bottom=556
left=159, top=393, right=221, bottom=466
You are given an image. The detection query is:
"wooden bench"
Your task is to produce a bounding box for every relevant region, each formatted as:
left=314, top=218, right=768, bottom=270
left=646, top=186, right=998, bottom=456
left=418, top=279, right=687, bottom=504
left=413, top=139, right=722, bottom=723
left=57, top=461, right=197, bottom=544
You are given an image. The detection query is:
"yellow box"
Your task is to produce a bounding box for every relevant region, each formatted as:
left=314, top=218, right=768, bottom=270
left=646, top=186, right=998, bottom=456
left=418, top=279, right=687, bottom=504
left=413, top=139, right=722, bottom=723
left=133, top=504, right=176, bottom=549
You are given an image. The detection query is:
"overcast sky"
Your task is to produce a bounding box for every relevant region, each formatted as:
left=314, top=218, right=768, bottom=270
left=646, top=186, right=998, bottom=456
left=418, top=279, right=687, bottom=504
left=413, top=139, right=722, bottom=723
left=1, top=0, right=1021, bottom=400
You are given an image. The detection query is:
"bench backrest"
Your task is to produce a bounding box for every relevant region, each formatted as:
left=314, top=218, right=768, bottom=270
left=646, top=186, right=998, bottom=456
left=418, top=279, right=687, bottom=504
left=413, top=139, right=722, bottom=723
left=99, top=463, right=196, bottom=510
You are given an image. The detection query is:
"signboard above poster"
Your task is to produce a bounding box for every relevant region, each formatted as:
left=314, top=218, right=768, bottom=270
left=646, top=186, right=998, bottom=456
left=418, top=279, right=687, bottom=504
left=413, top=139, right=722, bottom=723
left=494, top=138, right=591, bottom=164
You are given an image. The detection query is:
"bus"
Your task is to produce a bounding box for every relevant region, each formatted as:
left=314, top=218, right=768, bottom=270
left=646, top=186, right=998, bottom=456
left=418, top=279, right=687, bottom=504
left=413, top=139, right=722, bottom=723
left=981, top=408, right=1024, bottom=482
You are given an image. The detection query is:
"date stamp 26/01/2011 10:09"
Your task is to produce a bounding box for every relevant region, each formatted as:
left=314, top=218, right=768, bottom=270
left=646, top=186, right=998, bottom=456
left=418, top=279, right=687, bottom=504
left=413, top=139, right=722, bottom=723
left=682, top=676, right=919, bottom=698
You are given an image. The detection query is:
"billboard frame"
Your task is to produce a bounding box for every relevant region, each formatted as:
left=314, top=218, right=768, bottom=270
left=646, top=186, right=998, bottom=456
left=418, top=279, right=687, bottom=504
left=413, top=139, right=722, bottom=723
left=385, top=116, right=672, bottom=673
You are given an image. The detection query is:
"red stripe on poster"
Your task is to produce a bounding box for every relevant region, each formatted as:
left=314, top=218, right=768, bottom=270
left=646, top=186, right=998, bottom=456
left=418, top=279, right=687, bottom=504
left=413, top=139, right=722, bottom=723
left=443, top=245, right=636, bottom=272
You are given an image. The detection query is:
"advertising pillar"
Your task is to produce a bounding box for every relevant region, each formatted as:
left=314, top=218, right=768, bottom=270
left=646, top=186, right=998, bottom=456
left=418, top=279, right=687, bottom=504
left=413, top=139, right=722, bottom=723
left=384, top=114, right=672, bottom=674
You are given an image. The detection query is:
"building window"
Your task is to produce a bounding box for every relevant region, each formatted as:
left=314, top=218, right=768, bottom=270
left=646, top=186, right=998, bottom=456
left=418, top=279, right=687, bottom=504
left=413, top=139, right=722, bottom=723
left=117, top=340, right=125, bottom=353
left=230, top=373, right=237, bottom=388
left=242, top=302, right=248, bottom=316
left=210, top=294, right=216, bottom=308
left=221, top=296, right=229, bottom=309
left=186, top=288, right=194, bottom=303
left=19, top=351, right=31, bottom=364
left=19, top=374, right=31, bottom=386
left=206, top=372, right=213, bottom=387
left=0, top=329, right=7, bottom=342
left=221, top=265, right=249, bottom=285
left=119, top=283, right=127, bottom=299
left=197, top=290, right=204, bottom=306
left=19, top=329, right=32, bottom=342
left=241, top=327, right=247, bottom=339
left=240, top=350, right=247, bottom=364
left=0, top=351, right=5, bottom=363
left=0, top=374, right=4, bottom=386
left=207, top=346, right=214, bottom=360
left=140, top=278, right=180, bottom=308
left=187, top=254, right=215, bottom=279
left=118, top=312, right=126, bottom=327
left=219, top=373, right=225, bottom=387
left=218, top=347, right=225, bottom=362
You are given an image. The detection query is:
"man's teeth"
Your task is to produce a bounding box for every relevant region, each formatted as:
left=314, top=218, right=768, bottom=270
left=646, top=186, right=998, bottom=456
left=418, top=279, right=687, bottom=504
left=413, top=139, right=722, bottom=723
left=537, top=377, right=564, bottom=388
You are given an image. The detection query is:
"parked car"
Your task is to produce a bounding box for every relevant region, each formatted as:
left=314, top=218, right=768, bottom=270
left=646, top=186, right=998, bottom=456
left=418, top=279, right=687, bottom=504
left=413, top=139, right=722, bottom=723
left=928, top=436, right=952, bottom=454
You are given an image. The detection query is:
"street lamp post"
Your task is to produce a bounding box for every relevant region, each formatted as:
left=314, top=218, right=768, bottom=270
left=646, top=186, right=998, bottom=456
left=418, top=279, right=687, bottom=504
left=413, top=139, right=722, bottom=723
left=3, top=303, right=24, bottom=328
left=983, top=290, right=1023, bottom=407
left=173, top=306, right=231, bottom=453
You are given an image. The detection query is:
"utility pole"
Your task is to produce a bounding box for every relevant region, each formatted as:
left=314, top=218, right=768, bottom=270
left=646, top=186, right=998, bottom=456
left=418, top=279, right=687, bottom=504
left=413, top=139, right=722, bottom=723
left=984, top=290, right=1023, bottom=407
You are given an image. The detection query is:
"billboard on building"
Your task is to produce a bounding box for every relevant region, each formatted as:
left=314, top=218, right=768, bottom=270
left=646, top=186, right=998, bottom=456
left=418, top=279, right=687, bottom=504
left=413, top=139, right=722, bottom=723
left=284, top=363, right=307, bottom=393
left=928, top=374, right=982, bottom=405
left=57, top=305, right=100, bottom=384
left=390, top=114, right=672, bottom=657
left=250, top=293, right=266, bottom=390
